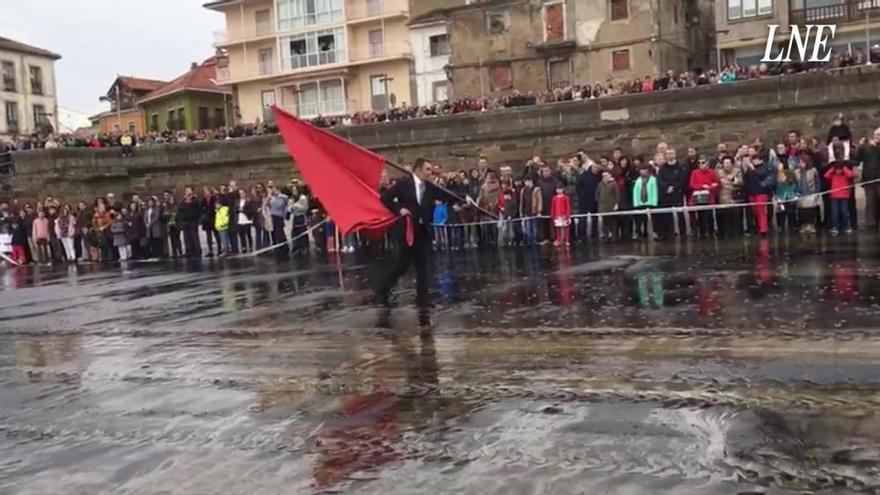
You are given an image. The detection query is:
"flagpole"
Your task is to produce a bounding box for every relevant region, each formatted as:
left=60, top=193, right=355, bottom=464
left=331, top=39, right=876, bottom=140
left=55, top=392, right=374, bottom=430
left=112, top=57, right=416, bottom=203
left=383, top=159, right=499, bottom=220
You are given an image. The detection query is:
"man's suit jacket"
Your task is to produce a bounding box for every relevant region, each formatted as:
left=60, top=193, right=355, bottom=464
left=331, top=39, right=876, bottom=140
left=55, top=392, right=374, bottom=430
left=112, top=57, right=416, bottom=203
left=381, top=175, right=435, bottom=231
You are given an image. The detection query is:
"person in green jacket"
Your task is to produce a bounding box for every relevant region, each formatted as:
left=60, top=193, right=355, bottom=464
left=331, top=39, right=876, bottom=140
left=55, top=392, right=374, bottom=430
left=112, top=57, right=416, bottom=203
left=215, top=202, right=231, bottom=257
left=632, top=165, right=658, bottom=239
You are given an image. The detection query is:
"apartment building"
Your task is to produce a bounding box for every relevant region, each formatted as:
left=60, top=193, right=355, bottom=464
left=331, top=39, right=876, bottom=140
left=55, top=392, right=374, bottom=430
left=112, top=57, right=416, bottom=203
left=427, top=0, right=709, bottom=100
left=408, top=12, right=451, bottom=105
left=205, top=0, right=414, bottom=123
left=0, top=36, right=61, bottom=141
left=716, top=0, right=880, bottom=67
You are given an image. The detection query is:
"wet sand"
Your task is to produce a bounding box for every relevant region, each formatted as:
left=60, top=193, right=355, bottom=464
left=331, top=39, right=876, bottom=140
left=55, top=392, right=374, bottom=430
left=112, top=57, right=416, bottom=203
left=1, top=235, right=879, bottom=494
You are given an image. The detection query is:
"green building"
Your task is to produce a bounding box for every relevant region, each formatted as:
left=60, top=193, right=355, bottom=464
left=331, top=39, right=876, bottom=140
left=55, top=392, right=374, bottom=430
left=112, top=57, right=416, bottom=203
left=138, top=57, right=233, bottom=132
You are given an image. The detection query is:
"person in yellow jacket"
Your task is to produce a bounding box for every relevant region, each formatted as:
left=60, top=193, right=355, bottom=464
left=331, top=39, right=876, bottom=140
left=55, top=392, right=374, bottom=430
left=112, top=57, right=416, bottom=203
left=214, top=202, right=231, bottom=257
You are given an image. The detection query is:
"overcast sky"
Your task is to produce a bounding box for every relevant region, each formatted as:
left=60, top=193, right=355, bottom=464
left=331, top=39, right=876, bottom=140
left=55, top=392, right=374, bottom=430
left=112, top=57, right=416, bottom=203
left=2, top=1, right=224, bottom=115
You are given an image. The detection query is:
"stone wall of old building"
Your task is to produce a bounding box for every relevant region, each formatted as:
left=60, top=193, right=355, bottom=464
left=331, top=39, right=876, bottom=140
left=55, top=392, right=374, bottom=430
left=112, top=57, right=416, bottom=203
left=3, top=66, right=880, bottom=202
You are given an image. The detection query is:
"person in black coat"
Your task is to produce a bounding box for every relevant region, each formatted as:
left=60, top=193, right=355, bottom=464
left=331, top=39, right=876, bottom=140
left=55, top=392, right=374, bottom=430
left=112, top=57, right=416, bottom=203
left=575, top=161, right=602, bottom=240
left=177, top=186, right=202, bottom=258
left=377, top=157, right=436, bottom=313
left=536, top=165, right=560, bottom=242
left=656, top=155, right=688, bottom=240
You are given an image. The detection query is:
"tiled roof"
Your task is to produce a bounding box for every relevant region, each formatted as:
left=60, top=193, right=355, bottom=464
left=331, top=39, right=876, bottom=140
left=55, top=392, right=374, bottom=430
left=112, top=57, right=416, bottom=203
left=117, top=76, right=167, bottom=93
left=0, top=36, right=61, bottom=60
left=138, top=57, right=231, bottom=104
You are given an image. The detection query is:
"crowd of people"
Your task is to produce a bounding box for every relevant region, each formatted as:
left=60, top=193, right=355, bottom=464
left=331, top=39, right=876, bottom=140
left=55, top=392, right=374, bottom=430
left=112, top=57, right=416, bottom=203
left=1, top=112, right=879, bottom=266
left=4, top=55, right=875, bottom=154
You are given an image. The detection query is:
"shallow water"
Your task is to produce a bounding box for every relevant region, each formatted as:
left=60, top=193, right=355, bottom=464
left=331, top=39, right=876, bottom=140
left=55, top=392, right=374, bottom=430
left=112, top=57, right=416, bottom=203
left=1, top=235, right=879, bottom=494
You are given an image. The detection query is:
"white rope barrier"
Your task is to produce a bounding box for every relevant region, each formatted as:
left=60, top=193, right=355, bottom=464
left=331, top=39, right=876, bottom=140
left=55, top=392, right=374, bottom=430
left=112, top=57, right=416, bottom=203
left=243, top=218, right=328, bottom=257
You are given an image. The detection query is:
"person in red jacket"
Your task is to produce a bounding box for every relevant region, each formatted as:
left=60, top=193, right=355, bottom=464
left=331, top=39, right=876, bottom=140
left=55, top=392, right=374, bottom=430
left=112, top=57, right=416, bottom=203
left=688, top=157, right=720, bottom=238
left=550, top=186, right=571, bottom=247
left=824, top=162, right=855, bottom=235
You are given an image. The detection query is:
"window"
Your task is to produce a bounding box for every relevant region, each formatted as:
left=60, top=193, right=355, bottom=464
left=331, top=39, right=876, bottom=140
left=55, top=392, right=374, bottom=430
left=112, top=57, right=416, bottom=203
left=369, top=29, right=384, bottom=58
left=432, top=81, right=448, bottom=102
left=261, top=89, right=276, bottom=121
left=4, top=101, right=18, bottom=133
left=370, top=74, right=388, bottom=110
left=259, top=48, right=274, bottom=75
left=255, top=9, right=272, bottom=36
left=276, top=0, right=343, bottom=31
left=32, top=104, right=46, bottom=127
left=150, top=113, right=159, bottom=131
left=167, top=110, right=176, bottom=130
left=29, top=66, right=43, bottom=95
left=177, top=107, right=186, bottom=129
left=610, top=0, right=628, bottom=20
left=215, top=108, right=226, bottom=128
left=198, top=107, right=210, bottom=130
left=281, top=28, right=346, bottom=70
left=543, top=3, right=565, bottom=41
left=728, top=0, right=771, bottom=19
left=490, top=64, right=512, bottom=91
left=429, top=34, right=450, bottom=57
left=612, top=49, right=630, bottom=71
left=128, top=122, right=136, bottom=134
left=1, top=61, right=15, bottom=92
left=487, top=11, right=509, bottom=35
left=367, top=0, right=383, bottom=16
left=548, top=59, right=571, bottom=89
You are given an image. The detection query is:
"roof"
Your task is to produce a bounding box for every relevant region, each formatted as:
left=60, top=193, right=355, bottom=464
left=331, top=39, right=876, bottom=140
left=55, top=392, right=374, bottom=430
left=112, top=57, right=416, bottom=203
left=408, top=9, right=451, bottom=26
left=138, top=57, right=231, bottom=105
left=0, top=36, right=61, bottom=60
left=203, top=0, right=242, bottom=11
left=116, top=76, right=167, bottom=93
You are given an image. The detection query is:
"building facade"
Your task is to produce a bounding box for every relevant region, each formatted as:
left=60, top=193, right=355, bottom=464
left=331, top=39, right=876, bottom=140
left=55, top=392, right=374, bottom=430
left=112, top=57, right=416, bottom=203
left=205, top=0, right=415, bottom=123
left=716, top=0, right=880, bottom=67
left=435, top=0, right=706, bottom=99
left=408, top=14, right=451, bottom=105
left=92, top=76, right=168, bottom=135
left=138, top=58, right=234, bottom=132
left=0, top=37, right=61, bottom=141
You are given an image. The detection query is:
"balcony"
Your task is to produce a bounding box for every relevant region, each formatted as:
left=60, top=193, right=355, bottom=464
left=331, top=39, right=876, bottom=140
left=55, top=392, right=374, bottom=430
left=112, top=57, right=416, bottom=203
left=214, top=24, right=276, bottom=47
left=790, top=0, right=880, bottom=25
left=295, top=99, right=356, bottom=118
left=345, top=0, right=408, bottom=22
left=349, top=41, right=412, bottom=62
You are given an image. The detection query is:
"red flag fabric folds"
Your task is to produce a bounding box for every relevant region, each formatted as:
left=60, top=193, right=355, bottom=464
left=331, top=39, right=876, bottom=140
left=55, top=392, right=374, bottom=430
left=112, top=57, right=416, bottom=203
left=272, top=105, right=398, bottom=236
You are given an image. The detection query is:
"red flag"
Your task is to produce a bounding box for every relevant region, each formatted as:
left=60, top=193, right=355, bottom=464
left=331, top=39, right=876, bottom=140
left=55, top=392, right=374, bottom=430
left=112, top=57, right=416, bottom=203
left=273, top=105, right=398, bottom=236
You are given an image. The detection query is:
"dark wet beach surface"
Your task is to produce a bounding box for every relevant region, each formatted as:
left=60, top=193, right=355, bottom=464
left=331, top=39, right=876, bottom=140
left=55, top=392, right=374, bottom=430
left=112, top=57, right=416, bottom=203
left=1, top=236, right=879, bottom=494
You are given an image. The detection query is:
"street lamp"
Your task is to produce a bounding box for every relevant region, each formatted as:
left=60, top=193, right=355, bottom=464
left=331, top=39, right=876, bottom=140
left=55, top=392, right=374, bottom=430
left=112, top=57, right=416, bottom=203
left=380, top=75, right=394, bottom=110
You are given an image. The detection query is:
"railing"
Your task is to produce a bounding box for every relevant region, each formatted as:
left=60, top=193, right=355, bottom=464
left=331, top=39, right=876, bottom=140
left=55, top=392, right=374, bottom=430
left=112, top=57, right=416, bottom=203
left=345, top=0, right=408, bottom=20
left=214, top=25, right=276, bottom=46
left=295, top=99, right=355, bottom=118
left=790, top=0, right=880, bottom=25
left=350, top=41, right=411, bottom=61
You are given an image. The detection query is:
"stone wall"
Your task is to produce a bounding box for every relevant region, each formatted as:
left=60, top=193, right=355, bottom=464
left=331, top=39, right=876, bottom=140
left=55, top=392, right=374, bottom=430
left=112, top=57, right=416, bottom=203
left=4, top=66, right=880, bottom=203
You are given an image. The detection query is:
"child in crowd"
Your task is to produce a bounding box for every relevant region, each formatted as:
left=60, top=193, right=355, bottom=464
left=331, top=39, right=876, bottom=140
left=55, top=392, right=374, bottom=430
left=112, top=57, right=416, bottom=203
left=448, top=203, right=462, bottom=250
left=501, top=190, right=517, bottom=246
left=774, top=168, right=798, bottom=233
left=827, top=114, right=852, bottom=163
left=109, top=210, right=131, bottom=261
left=32, top=209, right=51, bottom=264
left=824, top=161, right=855, bottom=235
left=214, top=201, right=231, bottom=256
left=632, top=165, right=658, bottom=238
left=433, top=198, right=448, bottom=250
left=596, top=171, right=619, bottom=241
left=10, top=217, right=27, bottom=265
left=519, top=177, right=542, bottom=246
left=550, top=186, right=571, bottom=247
left=795, top=154, right=821, bottom=234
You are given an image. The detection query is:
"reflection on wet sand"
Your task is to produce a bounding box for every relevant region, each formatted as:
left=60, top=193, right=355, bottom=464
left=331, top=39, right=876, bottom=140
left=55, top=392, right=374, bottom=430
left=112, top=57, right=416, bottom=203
left=1, top=235, right=879, bottom=493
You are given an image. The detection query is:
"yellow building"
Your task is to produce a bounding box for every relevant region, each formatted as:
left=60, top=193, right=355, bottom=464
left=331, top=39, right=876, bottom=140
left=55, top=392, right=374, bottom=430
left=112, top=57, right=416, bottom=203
left=204, top=0, right=414, bottom=124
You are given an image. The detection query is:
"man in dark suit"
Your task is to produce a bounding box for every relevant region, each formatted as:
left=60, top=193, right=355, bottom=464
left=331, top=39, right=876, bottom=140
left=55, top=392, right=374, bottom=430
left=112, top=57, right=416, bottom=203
left=377, top=157, right=435, bottom=310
